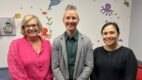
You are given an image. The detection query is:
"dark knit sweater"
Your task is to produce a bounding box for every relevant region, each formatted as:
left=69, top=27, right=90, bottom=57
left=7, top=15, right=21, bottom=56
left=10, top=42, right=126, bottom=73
left=90, top=46, right=138, bottom=80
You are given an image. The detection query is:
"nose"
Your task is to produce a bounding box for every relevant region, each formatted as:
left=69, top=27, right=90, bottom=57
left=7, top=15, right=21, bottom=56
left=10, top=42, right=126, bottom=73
left=106, top=33, right=111, bottom=38
left=68, top=18, right=73, bottom=23
left=29, top=26, right=34, bottom=29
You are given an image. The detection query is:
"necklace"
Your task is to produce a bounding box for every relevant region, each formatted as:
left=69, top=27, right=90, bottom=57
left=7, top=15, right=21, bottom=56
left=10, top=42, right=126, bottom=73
left=31, top=39, right=41, bottom=53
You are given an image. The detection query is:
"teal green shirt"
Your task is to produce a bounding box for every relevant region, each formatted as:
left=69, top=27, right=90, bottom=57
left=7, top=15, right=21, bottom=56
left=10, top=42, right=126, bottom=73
left=65, top=31, right=78, bottom=80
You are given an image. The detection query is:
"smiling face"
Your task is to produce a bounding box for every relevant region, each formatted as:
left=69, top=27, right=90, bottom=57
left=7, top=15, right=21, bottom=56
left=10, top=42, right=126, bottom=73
left=21, top=15, right=42, bottom=40
left=24, top=19, right=40, bottom=39
left=102, top=24, right=119, bottom=47
left=63, top=10, right=79, bottom=33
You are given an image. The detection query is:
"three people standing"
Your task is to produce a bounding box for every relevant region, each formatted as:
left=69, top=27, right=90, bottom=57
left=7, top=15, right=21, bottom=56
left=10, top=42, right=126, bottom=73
left=7, top=4, right=137, bottom=80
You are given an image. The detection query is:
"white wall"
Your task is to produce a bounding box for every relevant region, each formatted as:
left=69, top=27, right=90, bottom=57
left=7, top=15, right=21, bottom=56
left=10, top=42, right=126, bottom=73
left=129, top=0, right=142, bottom=61
left=0, top=0, right=132, bottom=67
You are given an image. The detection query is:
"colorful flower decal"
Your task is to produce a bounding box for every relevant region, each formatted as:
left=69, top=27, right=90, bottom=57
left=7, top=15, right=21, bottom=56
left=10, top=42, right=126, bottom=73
left=124, top=0, right=130, bottom=7
left=41, top=11, right=53, bottom=39
left=46, top=16, right=53, bottom=33
left=118, top=38, right=123, bottom=42
left=14, top=13, right=21, bottom=19
left=114, top=12, right=120, bottom=19
left=42, top=11, right=48, bottom=16
left=40, top=27, right=50, bottom=40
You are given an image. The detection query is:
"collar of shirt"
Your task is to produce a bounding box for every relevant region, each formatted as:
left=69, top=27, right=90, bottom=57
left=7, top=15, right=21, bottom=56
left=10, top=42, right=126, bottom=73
left=65, top=30, right=78, bottom=41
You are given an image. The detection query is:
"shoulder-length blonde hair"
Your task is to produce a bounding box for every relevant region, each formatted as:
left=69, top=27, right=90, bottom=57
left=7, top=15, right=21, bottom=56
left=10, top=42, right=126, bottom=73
left=21, top=14, right=42, bottom=35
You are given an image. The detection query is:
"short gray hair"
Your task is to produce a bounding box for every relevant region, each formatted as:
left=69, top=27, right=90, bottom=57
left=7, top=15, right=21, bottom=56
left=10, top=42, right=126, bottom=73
left=65, top=4, right=77, bottom=11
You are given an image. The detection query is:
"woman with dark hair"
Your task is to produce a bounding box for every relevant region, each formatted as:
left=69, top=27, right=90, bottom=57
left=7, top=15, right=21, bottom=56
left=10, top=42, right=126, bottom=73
left=90, top=22, right=138, bottom=80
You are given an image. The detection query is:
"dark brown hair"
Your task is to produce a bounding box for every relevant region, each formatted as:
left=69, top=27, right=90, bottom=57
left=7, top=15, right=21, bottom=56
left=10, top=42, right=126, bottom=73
left=101, top=22, right=120, bottom=34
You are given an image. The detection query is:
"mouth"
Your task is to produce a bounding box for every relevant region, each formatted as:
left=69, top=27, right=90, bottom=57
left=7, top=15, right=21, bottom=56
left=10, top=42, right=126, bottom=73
left=28, top=29, right=38, bottom=33
left=28, top=31, right=36, bottom=34
left=27, top=30, right=38, bottom=35
left=104, top=38, right=114, bottom=43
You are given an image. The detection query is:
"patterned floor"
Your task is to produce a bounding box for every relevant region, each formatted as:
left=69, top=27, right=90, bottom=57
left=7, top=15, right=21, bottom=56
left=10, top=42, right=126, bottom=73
left=0, top=67, right=11, bottom=80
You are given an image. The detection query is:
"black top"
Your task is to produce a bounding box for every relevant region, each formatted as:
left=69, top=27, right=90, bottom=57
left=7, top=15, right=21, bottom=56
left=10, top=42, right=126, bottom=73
left=90, top=46, right=138, bottom=80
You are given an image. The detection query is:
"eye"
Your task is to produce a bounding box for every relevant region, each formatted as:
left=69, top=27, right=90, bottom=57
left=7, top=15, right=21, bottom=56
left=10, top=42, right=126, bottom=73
left=65, top=16, right=77, bottom=20
left=66, top=16, right=70, bottom=20
left=72, top=16, right=77, bottom=20
left=31, top=24, right=37, bottom=27
left=110, top=31, right=115, bottom=34
left=24, top=24, right=38, bottom=28
left=103, top=32, right=108, bottom=35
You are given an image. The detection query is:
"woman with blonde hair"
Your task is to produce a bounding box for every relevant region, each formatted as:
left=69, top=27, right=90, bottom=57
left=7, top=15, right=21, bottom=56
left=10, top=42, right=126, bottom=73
left=7, top=14, right=53, bottom=80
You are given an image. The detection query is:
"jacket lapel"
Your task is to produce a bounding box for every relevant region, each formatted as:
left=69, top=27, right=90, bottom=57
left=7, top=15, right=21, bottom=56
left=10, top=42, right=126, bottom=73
left=74, top=33, right=83, bottom=77
left=60, top=34, right=69, bottom=70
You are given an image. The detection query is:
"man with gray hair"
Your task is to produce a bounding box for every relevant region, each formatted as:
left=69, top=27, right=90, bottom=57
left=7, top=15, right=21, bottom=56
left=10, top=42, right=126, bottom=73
left=52, top=4, right=94, bottom=80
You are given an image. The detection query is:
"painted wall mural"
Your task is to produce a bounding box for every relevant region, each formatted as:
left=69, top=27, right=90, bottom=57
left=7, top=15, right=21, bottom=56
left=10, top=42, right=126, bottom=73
left=0, top=0, right=132, bottom=45
left=0, top=0, right=132, bottom=67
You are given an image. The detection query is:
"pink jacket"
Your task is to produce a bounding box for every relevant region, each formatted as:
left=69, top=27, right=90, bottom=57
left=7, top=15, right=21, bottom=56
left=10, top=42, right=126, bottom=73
left=7, top=37, right=53, bottom=80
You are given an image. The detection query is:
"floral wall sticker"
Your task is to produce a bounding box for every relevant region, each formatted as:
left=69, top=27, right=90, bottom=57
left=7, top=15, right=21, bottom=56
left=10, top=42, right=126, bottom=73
left=118, top=38, right=123, bottom=42
left=41, top=11, right=53, bottom=40
left=40, top=27, right=50, bottom=40
left=124, top=0, right=130, bottom=7
left=114, top=12, right=120, bottom=19
left=14, top=13, right=21, bottom=19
